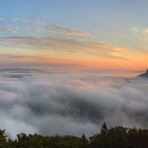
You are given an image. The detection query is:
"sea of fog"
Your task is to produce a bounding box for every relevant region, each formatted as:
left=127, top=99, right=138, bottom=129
left=0, top=68, right=147, bottom=138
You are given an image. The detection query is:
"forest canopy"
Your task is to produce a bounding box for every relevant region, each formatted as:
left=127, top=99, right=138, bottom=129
left=0, top=123, right=148, bottom=148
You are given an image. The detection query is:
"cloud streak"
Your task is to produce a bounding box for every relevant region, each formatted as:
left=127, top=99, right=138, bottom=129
left=0, top=36, right=129, bottom=60
left=0, top=17, right=91, bottom=37
left=130, top=27, right=148, bottom=39
left=0, top=26, right=18, bottom=33
left=50, top=25, right=91, bottom=37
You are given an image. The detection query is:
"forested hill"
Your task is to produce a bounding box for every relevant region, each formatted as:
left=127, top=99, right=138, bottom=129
left=0, top=123, right=148, bottom=148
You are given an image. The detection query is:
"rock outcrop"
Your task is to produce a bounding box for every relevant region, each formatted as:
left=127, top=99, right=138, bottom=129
left=138, top=69, right=148, bottom=78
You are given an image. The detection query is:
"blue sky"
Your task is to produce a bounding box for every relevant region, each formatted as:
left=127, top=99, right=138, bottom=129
left=0, top=0, right=148, bottom=44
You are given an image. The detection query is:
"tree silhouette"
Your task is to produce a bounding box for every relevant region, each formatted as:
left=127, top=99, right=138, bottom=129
left=0, top=124, right=148, bottom=147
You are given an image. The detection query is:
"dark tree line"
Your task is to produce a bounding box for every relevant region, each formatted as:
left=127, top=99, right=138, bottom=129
left=0, top=123, right=148, bottom=147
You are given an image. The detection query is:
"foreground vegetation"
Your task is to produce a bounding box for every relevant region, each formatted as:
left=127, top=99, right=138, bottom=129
left=0, top=123, right=148, bottom=148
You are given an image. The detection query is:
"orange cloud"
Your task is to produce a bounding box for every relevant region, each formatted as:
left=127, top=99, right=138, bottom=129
left=0, top=36, right=147, bottom=70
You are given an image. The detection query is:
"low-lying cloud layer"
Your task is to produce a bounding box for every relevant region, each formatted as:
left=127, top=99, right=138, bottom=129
left=0, top=69, right=147, bottom=138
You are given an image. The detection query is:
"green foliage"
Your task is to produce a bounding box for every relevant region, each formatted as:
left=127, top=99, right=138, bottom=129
left=1, top=123, right=148, bottom=147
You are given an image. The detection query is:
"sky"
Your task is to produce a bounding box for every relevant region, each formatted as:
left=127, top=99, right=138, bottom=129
left=0, top=0, right=148, bottom=70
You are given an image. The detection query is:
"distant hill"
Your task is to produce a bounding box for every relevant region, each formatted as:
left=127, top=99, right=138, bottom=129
left=138, top=69, right=148, bottom=78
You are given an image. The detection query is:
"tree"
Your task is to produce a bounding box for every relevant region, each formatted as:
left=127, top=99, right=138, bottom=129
left=0, top=130, right=7, bottom=146
left=101, top=122, right=108, bottom=130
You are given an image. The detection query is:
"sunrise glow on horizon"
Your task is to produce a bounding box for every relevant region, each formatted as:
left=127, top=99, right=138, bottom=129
left=0, top=0, right=148, bottom=71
